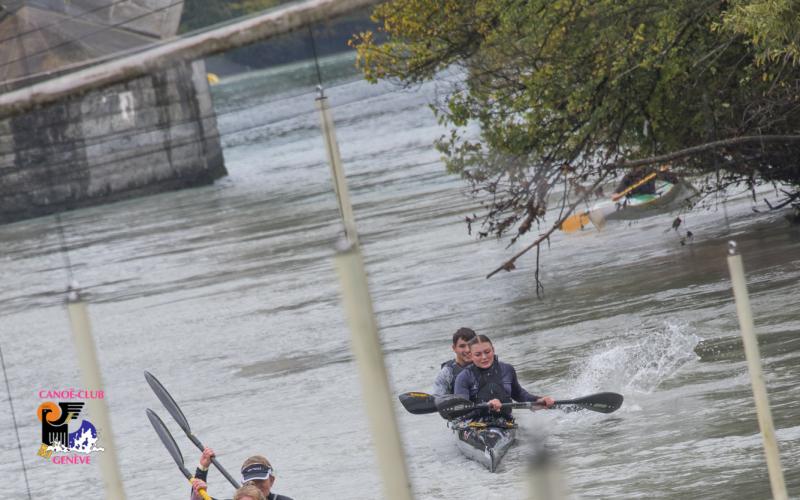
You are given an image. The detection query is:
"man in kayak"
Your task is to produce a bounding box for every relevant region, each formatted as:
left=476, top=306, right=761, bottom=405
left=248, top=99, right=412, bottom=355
left=613, top=165, right=681, bottom=198
left=190, top=447, right=293, bottom=500
left=432, top=327, right=476, bottom=395
left=453, top=334, right=554, bottom=418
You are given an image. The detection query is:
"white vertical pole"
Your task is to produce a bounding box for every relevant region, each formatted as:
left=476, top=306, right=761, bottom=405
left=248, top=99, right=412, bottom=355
left=316, top=87, right=358, bottom=244
left=66, top=291, right=126, bottom=500
left=319, top=81, right=411, bottom=499
left=526, top=433, right=567, bottom=500
left=726, top=241, right=787, bottom=500
left=334, top=240, right=413, bottom=500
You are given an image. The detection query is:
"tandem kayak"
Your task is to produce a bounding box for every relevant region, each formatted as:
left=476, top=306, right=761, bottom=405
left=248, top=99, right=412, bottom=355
left=448, top=419, right=517, bottom=473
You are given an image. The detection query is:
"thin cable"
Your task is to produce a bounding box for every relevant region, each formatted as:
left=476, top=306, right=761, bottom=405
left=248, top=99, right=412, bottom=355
left=0, top=344, right=33, bottom=500
left=0, top=0, right=142, bottom=46
left=0, top=71, right=404, bottom=174
left=308, top=26, right=324, bottom=88
left=0, top=80, right=400, bottom=184
left=0, top=53, right=368, bottom=147
left=0, top=0, right=184, bottom=74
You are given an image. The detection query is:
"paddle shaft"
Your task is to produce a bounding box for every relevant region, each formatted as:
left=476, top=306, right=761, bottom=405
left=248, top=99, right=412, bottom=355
left=147, top=409, right=212, bottom=500
left=611, top=171, right=657, bottom=201
left=145, top=372, right=241, bottom=489
left=185, top=432, right=241, bottom=488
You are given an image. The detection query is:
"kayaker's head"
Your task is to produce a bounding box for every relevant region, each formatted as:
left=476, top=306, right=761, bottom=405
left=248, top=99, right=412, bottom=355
left=241, top=455, right=275, bottom=496
left=468, top=334, right=495, bottom=369
left=234, top=484, right=265, bottom=500
left=452, top=327, right=476, bottom=365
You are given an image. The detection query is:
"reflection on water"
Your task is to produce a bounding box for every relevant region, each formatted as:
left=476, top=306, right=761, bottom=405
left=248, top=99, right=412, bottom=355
left=0, top=54, right=798, bottom=499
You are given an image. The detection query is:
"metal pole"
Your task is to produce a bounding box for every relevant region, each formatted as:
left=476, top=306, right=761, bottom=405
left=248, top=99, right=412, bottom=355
left=526, top=433, right=567, bottom=500
left=66, top=289, right=126, bottom=500
left=333, top=239, right=413, bottom=500
left=316, top=88, right=358, bottom=244
left=726, top=241, right=787, bottom=500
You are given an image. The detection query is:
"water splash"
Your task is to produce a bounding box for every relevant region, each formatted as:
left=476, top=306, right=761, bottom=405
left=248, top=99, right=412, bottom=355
left=568, top=321, right=701, bottom=395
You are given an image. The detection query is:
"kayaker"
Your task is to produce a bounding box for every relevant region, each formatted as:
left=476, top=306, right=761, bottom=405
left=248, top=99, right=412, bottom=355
left=234, top=484, right=266, bottom=500
left=432, top=327, right=476, bottom=395
left=613, top=166, right=680, bottom=198
left=190, top=447, right=293, bottom=500
left=453, top=334, right=554, bottom=418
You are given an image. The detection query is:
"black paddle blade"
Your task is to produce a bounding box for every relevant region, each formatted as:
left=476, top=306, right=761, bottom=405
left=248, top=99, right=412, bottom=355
left=555, top=392, right=623, bottom=414
left=146, top=409, right=190, bottom=479
left=435, top=395, right=479, bottom=420
left=145, top=371, right=192, bottom=432
left=398, top=392, right=438, bottom=415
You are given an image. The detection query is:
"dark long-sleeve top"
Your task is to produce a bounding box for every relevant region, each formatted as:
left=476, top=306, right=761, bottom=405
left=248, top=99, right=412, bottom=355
left=453, top=359, right=540, bottom=404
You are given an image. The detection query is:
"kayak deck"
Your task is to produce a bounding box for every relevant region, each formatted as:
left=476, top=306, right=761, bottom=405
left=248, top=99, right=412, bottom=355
left=449, top=419, right=517, bottom=473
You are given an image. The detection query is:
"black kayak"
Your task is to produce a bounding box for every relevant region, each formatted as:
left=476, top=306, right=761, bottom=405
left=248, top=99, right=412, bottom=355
left=448, top=419, right=517, bottom=473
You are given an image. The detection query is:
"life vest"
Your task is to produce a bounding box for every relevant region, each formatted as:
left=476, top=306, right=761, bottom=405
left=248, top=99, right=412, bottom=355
left=441, top=359, right=468, bottom=394
left=469, top=359, right=512, bottom=417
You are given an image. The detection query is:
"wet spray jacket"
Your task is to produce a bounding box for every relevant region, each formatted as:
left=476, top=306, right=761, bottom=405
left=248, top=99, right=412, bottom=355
left=431, top=359, right=471, bottom=395
left=453, top=357, right=540, bottom=418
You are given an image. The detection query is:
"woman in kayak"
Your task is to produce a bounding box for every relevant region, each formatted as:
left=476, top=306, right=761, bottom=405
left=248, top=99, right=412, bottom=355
left=234, top=484, right=266, bottom=500
left=453, top=334, right=554, bottom=418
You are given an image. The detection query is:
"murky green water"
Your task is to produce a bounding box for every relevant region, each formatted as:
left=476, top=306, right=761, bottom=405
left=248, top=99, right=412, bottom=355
left=1, top=53, right=798, bottom=499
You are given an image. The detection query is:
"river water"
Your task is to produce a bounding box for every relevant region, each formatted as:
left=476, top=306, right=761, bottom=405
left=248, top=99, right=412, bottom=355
left=1, top=53, right=799, bottom=499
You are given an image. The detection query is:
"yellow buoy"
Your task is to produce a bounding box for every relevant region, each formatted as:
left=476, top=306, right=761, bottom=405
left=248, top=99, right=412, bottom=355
left=206, top=73, right=219, bottom=85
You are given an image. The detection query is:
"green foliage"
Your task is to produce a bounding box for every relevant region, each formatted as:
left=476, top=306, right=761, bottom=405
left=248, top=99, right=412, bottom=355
left=718, top=0, right=800, bottom=65
left=352, top=0, right=800, bottom=241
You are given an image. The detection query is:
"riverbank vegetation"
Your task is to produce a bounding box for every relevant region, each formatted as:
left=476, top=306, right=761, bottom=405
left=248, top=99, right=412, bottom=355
left=351, top=0, right=800, bottom=275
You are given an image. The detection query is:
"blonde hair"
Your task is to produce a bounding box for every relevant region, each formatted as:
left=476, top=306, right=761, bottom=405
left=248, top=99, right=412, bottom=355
left=233, top=484, right=265, bottom=500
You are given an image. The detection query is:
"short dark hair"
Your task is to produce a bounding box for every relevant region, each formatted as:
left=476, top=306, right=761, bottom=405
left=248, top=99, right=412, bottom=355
left=467, top=334, right=492, bottom=346
left=452, top=327, right=476, bottom=345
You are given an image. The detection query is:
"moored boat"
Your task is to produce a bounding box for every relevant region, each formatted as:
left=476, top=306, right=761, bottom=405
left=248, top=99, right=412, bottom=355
left=448, top=419, right=517, bottom=473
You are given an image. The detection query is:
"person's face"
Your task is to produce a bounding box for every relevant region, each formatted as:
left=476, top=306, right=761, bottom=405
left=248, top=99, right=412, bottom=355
left=470, top=341, right=494, bottom=369
left=452, top=337, right=472, bottom=365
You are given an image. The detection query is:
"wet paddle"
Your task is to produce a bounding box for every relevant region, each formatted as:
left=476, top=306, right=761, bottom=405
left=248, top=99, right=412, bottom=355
left=436, top=392, right=624, bottom=420
left=398, top=392, right=439, bottom=414
left=146, top=409, right=213, bottom=500
left=144, top=371, right=241, bottom=488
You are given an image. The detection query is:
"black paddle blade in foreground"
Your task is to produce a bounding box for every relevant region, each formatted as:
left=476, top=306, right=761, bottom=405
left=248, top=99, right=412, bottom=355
left=435, top=396, right=479, bottom=420
left=145, top=371, right=192, bottom=432
left=398, top=392, right=438, bottom=414
left=146, top=408, right=188, bottom=474
left=555, top=392, right=623, bottom=414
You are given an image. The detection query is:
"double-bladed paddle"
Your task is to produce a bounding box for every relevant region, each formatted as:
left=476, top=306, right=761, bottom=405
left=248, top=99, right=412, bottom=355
left=436, top=392, right=623, bottom=419
left=399, top=391, right=623, bottom=419
left=144, top=371, right=241, bottom=488
left=146, top=408, right=213, bottom=500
